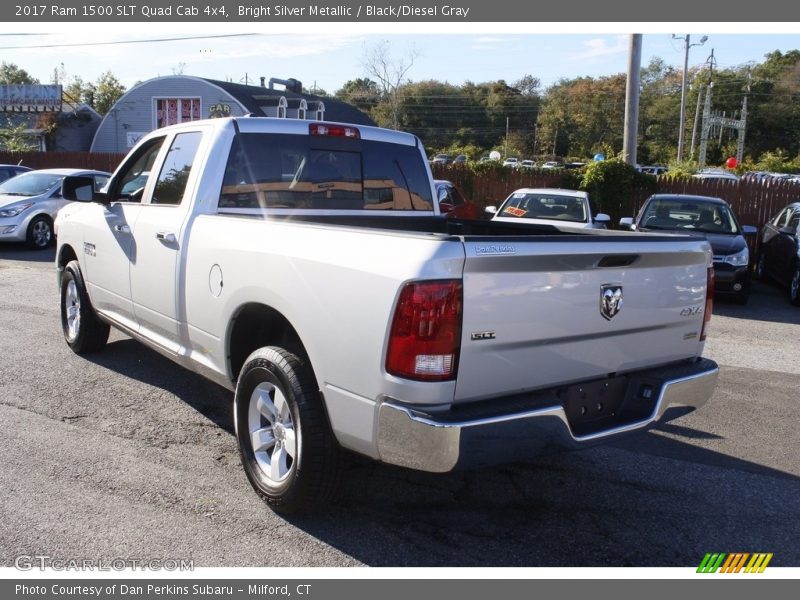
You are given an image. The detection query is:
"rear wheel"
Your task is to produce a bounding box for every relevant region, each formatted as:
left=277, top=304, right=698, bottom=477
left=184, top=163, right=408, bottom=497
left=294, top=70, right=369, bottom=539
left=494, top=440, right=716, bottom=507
left=26, top=215, right=54, bottom=249
left=234, top=346, right=344, bottom=514
left=60, top=260, right=110, bottom=353
left=790, top=264, right=800, bottom=306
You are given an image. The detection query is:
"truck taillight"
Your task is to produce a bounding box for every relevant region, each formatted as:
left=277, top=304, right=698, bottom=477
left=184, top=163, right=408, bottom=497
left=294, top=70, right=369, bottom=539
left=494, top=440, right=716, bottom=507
left=700, top=266, right=714, bottom=341
left=386, top=280, right=463, bottom=382
left=309, top=123, right=360, bottom=139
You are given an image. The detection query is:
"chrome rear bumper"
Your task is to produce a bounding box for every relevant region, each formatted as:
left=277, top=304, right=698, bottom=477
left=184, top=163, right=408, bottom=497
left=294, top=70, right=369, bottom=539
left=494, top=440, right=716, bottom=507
left=377, top=358, right=719, bottom=473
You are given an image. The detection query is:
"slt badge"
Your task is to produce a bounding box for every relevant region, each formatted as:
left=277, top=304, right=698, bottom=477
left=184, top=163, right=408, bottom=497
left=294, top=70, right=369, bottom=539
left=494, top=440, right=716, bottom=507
left=600, top=284, right=623, bottom=320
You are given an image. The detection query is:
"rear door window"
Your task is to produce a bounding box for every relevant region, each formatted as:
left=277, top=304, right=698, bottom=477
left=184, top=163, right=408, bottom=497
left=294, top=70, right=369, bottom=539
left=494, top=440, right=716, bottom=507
left=219, top=133, right=432, bottom=211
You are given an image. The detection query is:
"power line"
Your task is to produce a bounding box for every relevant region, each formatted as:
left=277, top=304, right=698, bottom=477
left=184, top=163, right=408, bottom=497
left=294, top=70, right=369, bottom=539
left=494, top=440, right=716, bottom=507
left=0, top=33, right=259, bottom=50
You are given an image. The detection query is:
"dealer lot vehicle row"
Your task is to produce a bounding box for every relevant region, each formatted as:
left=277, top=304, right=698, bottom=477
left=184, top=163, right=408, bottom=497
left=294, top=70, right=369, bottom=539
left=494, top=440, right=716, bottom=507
left=0, top=246, right=798, bottom=566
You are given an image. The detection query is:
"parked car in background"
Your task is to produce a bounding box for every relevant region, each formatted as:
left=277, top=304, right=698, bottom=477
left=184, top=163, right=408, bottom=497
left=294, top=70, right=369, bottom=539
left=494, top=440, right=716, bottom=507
left=0, top=164, right=32, bottom=184
left=434, top=180, right=481, bottom=219
left=0, top=168, right=110, bottom=249
left=502, top=157, right=519, bottom=168
left=693, top=168, right=739, bottom=182
left=541, top=161, right=562, bottom=169
left=639, top=165, right=668, bottom=176
left=431, top=153, right=451, bottom=167
left=486, top=188, right=610, bottom=229
left=452, top=154, right=467, bottom=165
left=754, top=201, right=800, bottom=305
left=619, top=194, right=755, bottom=303
left=519, top=159, right=536, bottom=169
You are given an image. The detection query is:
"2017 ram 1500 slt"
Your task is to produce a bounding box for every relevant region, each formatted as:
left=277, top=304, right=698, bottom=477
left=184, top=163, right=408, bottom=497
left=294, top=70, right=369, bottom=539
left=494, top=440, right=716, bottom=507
left=57, top=117, right=718, bottom=514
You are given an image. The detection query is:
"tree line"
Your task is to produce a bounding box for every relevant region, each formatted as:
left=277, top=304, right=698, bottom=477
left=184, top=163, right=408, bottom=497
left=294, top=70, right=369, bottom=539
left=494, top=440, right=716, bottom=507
left=333, top=49, right=800, bottom=170
left=3, top=47, right=800, bottom=170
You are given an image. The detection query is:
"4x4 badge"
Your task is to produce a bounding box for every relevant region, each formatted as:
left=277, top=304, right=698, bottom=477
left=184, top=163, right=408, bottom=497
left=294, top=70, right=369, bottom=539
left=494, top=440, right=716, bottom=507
left=600, top=284, right=623, bottom=320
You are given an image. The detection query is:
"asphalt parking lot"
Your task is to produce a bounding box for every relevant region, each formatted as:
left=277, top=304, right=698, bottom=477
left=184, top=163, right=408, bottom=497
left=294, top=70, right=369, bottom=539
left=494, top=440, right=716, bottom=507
left=1, top=244, right=798, bottom=568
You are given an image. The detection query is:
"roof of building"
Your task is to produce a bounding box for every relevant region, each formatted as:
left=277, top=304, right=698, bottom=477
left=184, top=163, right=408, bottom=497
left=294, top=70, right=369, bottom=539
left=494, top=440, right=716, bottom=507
left=201, top=78, right=375, bottom=126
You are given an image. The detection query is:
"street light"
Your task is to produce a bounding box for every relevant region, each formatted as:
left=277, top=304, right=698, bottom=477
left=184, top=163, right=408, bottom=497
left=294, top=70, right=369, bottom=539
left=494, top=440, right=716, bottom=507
left=674, top=34, right=708, bottom=163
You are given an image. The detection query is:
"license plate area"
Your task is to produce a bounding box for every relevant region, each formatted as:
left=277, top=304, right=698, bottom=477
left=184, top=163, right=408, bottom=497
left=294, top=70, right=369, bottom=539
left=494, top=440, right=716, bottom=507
left=559, top=376, right=630, bottom=437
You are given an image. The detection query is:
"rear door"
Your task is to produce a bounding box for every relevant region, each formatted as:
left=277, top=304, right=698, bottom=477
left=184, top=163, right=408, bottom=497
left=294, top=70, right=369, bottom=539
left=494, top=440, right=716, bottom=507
left=455, top=234, right=711, bottom=403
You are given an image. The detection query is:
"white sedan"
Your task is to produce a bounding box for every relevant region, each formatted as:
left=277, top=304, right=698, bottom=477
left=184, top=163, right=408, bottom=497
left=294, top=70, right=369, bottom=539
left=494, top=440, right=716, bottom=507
left=485, top=188, right=611, bottom=229
left=0, top=168, right=110, bottom=249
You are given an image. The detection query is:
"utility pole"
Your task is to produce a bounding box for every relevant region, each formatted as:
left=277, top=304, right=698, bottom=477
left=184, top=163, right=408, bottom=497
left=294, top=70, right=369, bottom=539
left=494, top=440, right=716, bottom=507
left=504, top=115, right=509, bottom=158
left=623, top=34, right=642, bottom=166
left=737, top=71, right=751, bottom=164
left=690, top=86, right=703, bottom=160
left=673, top=34, right=707, bottom=163
left=698, top=49, right=716, bottom=168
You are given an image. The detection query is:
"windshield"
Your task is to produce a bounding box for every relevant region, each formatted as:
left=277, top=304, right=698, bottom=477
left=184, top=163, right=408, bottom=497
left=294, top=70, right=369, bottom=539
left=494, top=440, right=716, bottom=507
left=498, top=191, right=587, bottom=223
left=0, top=172, right=62, bottom=196
left=639, top=198, right=740, bottom=234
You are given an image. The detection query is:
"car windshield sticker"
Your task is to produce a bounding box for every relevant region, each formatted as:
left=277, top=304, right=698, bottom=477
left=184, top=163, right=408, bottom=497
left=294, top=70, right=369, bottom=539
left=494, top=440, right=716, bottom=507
left=512, top=193, right=526, bottom=198
left=503, top=206, right=527, bottom=217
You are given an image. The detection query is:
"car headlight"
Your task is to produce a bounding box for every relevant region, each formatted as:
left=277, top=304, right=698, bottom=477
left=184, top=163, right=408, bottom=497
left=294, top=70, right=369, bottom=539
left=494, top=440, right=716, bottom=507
left=0, top=202, right=34, bottom=218
left=723, top=246, right=749, bottom=267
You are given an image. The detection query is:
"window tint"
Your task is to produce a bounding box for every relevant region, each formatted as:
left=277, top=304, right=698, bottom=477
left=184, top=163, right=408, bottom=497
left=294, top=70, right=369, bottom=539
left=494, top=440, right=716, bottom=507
left=219, top=133, right=432, bottom=211
left=110, top=138, right=165, bottom=203
left=789, top=211, right=800, bottom=231
left=152, top=132, right=203, bottom=205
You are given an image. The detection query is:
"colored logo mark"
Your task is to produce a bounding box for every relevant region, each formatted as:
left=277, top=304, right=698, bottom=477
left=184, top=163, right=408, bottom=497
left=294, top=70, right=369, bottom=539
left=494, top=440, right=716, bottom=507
left=697, top=552, right=773, bottom=573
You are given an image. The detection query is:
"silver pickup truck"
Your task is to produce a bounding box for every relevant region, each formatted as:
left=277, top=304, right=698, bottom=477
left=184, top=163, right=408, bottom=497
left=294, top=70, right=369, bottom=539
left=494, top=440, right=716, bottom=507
left=57, top=117, right=718, bottom=514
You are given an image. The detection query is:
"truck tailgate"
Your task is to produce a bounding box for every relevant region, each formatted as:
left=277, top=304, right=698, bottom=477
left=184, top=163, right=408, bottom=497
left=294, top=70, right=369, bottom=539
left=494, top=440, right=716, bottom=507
left=455, top=234, right=711, bottom=403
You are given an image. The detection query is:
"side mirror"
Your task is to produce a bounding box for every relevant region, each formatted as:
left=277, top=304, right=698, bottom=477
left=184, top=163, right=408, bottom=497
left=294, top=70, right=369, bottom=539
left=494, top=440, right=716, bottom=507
left=62, top=175, right=108, bottom=204
left=741, top=225, right=758, bottom=236
left=618, top=217, right=635, bottom=230
left=594, top=213, right=611, bottom=227
left=485, top=206, right=497, bottom=215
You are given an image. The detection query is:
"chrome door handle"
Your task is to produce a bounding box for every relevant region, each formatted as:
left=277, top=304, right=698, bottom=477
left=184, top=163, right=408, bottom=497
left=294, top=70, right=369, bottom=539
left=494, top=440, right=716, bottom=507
left=113, top=224, right=131, bottom=234
left=156, top=231, right=177, bottom=244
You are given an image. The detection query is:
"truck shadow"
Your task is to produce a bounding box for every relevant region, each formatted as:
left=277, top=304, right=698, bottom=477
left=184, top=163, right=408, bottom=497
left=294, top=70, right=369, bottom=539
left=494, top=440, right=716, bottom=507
left=89, top=337, right=234, bottom=434
left=85, top=337, right=800, bottom=567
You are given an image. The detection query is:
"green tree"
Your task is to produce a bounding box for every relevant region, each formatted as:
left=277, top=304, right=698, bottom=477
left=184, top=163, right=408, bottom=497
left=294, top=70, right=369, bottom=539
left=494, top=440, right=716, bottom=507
left=93, top=71, right=126, bottom=115
left=335, top=78, right=381, bottom=112
left=0, top=62, right=39, bottom=85
left=0, top=117, right=38, bottom=151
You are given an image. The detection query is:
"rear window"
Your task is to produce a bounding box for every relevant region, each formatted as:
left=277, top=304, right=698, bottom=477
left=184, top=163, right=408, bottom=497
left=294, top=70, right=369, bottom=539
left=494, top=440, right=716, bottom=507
left=218, top=133, right=433, bottom=211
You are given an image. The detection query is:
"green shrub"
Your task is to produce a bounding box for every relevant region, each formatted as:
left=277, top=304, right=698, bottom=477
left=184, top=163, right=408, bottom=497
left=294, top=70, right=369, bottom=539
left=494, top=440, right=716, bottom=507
left=580, top=159, right=656, bottom=223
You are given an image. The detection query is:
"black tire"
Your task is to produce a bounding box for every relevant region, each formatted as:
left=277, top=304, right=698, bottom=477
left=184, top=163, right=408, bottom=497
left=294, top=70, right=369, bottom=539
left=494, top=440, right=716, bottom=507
left=753, top=252, right=768, bottom=282
left=26, top=214, right=54, bottom=249
left=234, top=346, right=344, bottom=515
left=790, top=263, right=800, bottom=307
left=60, top=260, right=110, bottom=353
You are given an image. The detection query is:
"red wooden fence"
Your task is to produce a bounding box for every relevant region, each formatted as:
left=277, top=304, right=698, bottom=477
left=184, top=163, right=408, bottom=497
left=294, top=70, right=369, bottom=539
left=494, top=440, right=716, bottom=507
left=0, top=151, right=126, bottom=174
left=3, top=152, right=797, bottom=229
left=434, top=165, right=800, bottom=229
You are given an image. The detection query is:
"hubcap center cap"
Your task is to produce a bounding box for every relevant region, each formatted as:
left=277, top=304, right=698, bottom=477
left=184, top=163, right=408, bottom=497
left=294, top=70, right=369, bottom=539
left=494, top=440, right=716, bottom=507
left=274, top=422, right=285, bottom=441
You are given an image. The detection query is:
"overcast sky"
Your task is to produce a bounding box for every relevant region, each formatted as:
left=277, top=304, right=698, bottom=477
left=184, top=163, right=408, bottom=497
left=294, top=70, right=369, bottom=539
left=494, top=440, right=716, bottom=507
left=1, top=23, right=798, bottom=94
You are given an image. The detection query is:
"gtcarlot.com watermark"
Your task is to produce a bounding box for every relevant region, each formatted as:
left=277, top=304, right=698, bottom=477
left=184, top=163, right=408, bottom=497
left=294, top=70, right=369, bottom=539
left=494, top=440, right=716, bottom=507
left=15, top=555, right=194, bottom=571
